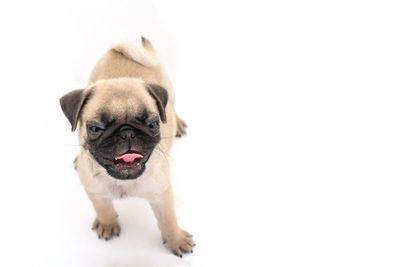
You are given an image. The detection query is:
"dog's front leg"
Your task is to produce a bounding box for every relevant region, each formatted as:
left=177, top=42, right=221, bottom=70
left=87, top=192, right=120, bottom=240
left=148, top=186, right=195, bottom=257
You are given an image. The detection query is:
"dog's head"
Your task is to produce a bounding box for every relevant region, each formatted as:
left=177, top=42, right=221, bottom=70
left=60, top=78, right=168, bottom=180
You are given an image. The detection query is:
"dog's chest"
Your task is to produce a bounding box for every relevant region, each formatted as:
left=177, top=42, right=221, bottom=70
left=84, top=166, right=166, bottom=199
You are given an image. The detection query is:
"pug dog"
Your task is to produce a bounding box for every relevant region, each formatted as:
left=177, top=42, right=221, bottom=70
left=59, top=37, right=194, bottom=257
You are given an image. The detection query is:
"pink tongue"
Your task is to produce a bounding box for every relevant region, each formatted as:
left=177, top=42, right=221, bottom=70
left=115, top=152, right=143, bottom=163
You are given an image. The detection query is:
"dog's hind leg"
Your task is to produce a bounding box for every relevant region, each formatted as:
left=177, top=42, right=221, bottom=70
left=175, top=113, right=187, bottom=137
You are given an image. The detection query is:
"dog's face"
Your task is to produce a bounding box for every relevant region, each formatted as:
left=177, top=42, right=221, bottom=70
left=60, top=78, right=168, bottom=180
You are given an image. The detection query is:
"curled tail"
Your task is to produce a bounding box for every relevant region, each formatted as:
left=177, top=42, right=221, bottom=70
left=110, top=36, right=159, bottom=68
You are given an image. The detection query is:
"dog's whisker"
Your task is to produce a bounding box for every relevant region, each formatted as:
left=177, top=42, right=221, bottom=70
left=63, top=144, right=82, bottom=146
left=161, top=135, right=178, bottom=140
left=155, top=143, right=174, bottom=161
left=156, top=145, right=170, bottom=159
left=155, top=147, right=169, bottom=161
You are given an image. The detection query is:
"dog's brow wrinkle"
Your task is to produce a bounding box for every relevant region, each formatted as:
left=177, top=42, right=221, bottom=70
left=99, top=112, right=115, bottom=125
left=140, top=109, right=149, bottom=121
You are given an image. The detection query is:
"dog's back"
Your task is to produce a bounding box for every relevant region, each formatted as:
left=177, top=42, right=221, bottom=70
left=89, top=37, right=175, bottom=102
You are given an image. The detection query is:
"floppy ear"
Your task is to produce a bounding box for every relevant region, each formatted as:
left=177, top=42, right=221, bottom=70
left=146, top=84, right=168, bottom=123
left=59, top=89, right=91, bottom=131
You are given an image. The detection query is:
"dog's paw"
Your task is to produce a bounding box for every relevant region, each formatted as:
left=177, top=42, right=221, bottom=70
left=164, top=229, right=195, bottom=257
left=92, top=217, right=121, bottom=241
left=176, top=116, right=187, bottom=137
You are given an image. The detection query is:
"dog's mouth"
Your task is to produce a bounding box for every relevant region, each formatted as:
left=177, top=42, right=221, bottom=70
left=113, top=151, right=144, bottom=168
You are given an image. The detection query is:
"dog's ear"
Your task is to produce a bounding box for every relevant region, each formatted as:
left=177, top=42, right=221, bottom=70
left=59, top=89, right=91, bottom=131
left=146, top=84, right=168, bottom=123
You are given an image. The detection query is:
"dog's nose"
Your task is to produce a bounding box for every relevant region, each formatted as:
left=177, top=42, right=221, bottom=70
left=118, top=126, right=135, bottom=140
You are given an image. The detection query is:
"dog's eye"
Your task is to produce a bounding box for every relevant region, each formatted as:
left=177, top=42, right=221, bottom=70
left=88, top=125, right=104, bottom=135
left=90, top=126, right=102, bottom=132
left=149, top=120, right=159, bottom=129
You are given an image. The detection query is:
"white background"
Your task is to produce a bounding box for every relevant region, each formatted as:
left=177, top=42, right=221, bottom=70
left=0, top=0, right=399, bottom=266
